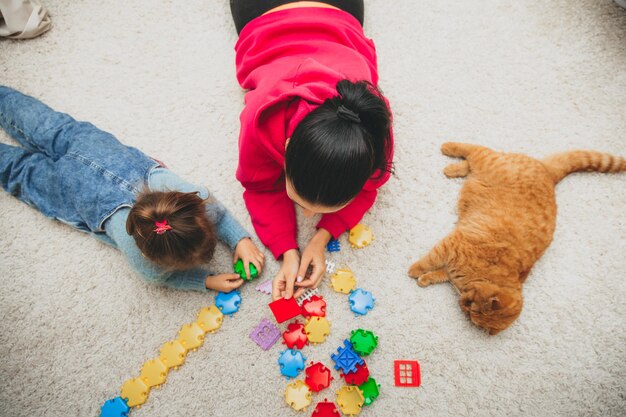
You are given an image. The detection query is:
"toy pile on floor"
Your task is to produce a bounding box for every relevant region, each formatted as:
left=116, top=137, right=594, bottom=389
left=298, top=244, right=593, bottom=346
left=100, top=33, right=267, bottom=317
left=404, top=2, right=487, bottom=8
left=100, top=224, right=420, bottom=417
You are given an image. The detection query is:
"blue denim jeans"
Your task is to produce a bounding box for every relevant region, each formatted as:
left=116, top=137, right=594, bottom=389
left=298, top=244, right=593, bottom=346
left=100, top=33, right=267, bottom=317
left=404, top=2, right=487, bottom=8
left=0, top=86, right=159, bottom=232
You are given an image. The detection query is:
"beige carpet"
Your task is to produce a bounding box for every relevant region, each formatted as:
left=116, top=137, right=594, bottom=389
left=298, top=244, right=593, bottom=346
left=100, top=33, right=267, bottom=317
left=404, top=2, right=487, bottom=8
left=1, top=1, right=625, bottom=416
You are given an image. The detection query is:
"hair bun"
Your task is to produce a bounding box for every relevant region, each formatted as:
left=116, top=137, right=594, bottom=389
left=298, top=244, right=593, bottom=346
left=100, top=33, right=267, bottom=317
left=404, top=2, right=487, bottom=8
left=336, top=104, right=361, bottom=123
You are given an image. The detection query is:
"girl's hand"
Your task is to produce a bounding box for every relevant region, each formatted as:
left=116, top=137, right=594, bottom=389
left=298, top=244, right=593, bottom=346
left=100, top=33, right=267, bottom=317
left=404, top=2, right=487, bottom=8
left=205, top=273, right=244, bottom=292
left=234, top=238, right=265, bottom=280
left=293, top=228, right=332, bottom=299
left=272, top=249, right=300, bottom=300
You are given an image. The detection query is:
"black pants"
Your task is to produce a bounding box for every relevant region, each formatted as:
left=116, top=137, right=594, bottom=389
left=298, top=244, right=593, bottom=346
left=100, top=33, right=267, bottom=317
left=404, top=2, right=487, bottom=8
left=230, top=0, right=364, bottom=34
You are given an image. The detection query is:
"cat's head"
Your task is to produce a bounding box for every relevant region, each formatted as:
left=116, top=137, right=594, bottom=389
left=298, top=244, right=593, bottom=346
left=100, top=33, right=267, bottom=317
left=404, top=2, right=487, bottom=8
left=459, top=281, right=523, bottom=335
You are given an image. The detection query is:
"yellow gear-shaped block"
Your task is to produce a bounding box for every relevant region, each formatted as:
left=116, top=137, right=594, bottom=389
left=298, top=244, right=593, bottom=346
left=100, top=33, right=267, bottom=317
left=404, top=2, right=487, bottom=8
left=177, top=322, right=205, bottom=351
left=159, top=340, right=187, bottom=369
left=330, top=268, right=357, bottom=294
left=336, top=385, right=365, bottom=416
left=121, top=377, right=149, bottom=408
left=140, top=358, right=168, bottom=388
left=348, top=224, right=373, bottom=249
left=196, top=305, right=224, bottom=333
left=284, top=380, right=312, bottom=411
left=304, top=316, right=331, bottom=344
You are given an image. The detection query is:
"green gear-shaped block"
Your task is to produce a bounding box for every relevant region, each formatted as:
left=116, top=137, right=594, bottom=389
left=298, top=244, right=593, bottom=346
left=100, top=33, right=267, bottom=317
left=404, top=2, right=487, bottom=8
left=234, top=259, right=259, bottom=281
left=358, top=377, right=380, bottom=406
left=349, top=329, right=378, bottom=356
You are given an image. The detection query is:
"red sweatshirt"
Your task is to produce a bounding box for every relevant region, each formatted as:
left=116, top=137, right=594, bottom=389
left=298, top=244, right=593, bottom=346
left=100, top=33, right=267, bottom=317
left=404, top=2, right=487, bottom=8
left=235, top=7, right=394, bottom=259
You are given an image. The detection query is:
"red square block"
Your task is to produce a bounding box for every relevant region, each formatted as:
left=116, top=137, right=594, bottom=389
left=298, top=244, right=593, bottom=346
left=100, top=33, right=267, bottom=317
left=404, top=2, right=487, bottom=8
left=268, top=297, right=302, bottom=323
left=394, top=360, right=421, bottom=387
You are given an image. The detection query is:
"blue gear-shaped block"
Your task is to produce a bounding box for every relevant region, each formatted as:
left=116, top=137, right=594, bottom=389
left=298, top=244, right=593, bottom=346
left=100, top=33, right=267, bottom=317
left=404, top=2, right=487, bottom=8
left=215, top=290, right=241, bottom=316
left=331, top=340, right=364, bottom=375
left=348, top=288, right=375, bottom=316
left=326, top=238, right=341, bottom=253
left=100, top=397, right=129, bottom=417
left=278, top=349, right=306, bottom=379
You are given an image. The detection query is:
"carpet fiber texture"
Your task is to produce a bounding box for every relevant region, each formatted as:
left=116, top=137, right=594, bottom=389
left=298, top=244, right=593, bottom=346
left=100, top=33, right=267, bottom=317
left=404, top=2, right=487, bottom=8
left=1, top=1, right=625, bottom=416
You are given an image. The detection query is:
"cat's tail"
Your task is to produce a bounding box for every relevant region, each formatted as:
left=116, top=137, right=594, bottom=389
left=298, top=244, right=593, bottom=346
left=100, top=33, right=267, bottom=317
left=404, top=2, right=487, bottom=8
left=542, top=150, right=626, bottom=183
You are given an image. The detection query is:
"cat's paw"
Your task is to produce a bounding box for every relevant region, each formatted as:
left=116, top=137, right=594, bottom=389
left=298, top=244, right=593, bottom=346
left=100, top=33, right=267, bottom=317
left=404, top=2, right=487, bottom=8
left=408, top=262, right=426, bottom=279
left=417, top=275, right=433, bottom=287
left=444, top=161, right=470, bottom=178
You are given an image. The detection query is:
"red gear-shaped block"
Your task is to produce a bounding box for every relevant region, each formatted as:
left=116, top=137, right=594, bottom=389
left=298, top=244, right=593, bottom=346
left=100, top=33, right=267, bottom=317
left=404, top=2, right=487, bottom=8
left=341, top=361, right=369, bottom=385
left=311, top=400, right=340, bottom=417
left=304, top=362, right=333, bottom=392
left=301, top=295, right=327, bottom=317
left=283, top=320, right=309, bottom=349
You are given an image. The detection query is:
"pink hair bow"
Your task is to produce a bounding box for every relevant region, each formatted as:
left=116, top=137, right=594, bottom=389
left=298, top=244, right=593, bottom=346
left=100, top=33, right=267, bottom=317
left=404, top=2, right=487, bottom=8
left=154, top=219, right=172, bottom=235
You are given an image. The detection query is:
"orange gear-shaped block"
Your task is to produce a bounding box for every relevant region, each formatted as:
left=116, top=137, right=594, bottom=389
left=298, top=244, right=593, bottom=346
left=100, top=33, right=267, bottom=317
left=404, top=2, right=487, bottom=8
left=330, top=268, right=356, bottom=294
left=348, top=224, right=373, bottom=249
left=120, top=377, right=149, bottom=408
left=304, top=316, right=331, bottom=344
left=177, top=322, right=205, bottom=350
left=159, top=340, right=187, bottom=369
left=140, top=358, right=168, bottom=388
left=196, top=305, right=223, bottom=333
left=336, top=385, right=365, bottom=416
left=284, top=380, right=312, bottom=411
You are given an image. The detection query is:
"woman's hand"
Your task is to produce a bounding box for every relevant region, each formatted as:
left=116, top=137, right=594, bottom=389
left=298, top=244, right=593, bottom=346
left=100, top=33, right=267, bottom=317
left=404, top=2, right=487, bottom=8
left=233, top=237, right=265, bottom=280
left=205, top=273, right=244, bottom=292
left=272, top=249, right=300, bottom=300
left=293, top=228, right=332, bottom=299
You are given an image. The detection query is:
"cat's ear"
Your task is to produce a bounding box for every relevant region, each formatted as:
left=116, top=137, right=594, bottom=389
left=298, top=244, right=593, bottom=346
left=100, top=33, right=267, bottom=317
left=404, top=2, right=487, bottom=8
left=489, top=328, right=502, bottom=335
left=488, top=296, right=503, bottom=311
left=459, top=289, right=475, bottom=312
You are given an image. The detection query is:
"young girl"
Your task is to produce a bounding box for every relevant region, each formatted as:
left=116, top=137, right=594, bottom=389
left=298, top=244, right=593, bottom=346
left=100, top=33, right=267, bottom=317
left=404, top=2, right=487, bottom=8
left=231, top=1, right=394, bottom=300
left=0, top=86, right=264, bottom=292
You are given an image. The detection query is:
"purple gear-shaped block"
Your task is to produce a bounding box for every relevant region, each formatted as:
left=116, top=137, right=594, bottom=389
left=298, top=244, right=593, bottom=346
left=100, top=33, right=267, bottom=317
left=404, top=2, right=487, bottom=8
left=278, top=349, right=307, bottom=379
left=250, top=318, right=281, bottom=350
left=326, top=238, right=341, bottom=253
left=100, top=397, right=129, bottom=417
left=255, top=279, right=273, bottom=295
left=348, top=288, right=375, bottom=316
left=215, top=290, right=241, bottom=316
left=330, top=340, right=364, bottom=375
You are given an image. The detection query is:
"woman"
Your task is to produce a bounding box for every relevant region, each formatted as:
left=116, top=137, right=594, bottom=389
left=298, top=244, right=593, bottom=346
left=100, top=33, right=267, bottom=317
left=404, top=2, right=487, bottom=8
left=231, top=0, right=394, bottom=300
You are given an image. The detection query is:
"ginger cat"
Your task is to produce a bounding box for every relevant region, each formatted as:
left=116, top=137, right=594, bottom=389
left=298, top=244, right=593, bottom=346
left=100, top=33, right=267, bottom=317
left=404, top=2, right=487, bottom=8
left=408, top=142, right=626, bottom=335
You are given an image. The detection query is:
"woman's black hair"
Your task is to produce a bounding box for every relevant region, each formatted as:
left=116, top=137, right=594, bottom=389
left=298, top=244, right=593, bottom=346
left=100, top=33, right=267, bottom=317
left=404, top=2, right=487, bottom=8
left=285, top=79, right=392, bottom=207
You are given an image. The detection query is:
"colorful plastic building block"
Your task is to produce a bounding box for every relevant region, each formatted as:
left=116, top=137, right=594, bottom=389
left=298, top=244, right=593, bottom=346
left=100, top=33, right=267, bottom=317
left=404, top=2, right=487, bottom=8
left=282, top=320, right=309, bottom=349
left=330, top=268, right=356, bottom=294
left=301, top=295, right=326, bottom=317
left=349, top=329, right=378, bottom=356
left=305, top=362, right=333, bottom=392
left=196, top=305, right=223, bottom=334
left=348, top=289, right=375, bottom=316
left=234, top=259, right=259, bottom=280
left=311, top=400, right=341, bottom=417
left=336, top=386, right=365, bottom=416
left=304, top=316, right=331, bottom=344
left=140, top=359, right=168, bottom=388
left=215, top=290, right=241, bottom=316
left=158, top=340, right=187, bottom=369
left=284, top=380, right=312, bottom=411
left=331, top=340, right=364, bottom=374
left=269, top=297, right=302, bottom=323
left=358, top=378, right=380, bottom=406
left=278, top=349, right=307, bottom=379
left=120, top=377, right=149, bottom=408
left=177, top=322, right=205, bottom=350
left=296, top=287, right=321, bottom=306
left=325, top=260, right=337, bottom=275
left=249, top=318, right=281, bottom=350
left=341, top=361, right=369, bottom=386
left=326, top=238, right=341, bottom=252
left=394, top=360, right=421, bottom=387
left=348, top=224, right=373, bottom=249
left=255, top=279, right=273, bottom=295
left=100, top=397, right=130, bottom=417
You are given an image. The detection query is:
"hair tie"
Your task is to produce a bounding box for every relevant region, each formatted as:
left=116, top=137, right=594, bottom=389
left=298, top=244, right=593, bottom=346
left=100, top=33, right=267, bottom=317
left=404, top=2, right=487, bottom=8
left=336, top=104, right=361, bottom=123
left=154, top=219, right=172, bottom=235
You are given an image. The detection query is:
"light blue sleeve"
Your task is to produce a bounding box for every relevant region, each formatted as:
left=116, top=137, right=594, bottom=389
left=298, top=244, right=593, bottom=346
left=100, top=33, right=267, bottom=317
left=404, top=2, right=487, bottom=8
left=104, top=208, right=210, bottom=292
left=148, top=168, right=250, bottom=249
